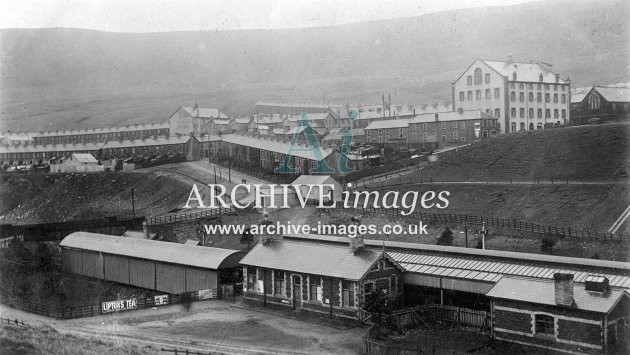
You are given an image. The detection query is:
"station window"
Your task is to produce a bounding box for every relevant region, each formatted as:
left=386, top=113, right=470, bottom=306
left=342, top=281, right=355, bottom=308
left=309, top=276, right=322, bottom=302
left=274, top=270, right=284, bottom=296
left=535, top=314, right=555, bottom=336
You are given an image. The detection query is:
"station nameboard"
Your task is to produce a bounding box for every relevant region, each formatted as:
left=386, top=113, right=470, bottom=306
left=102, top=298, right=137, bottom=314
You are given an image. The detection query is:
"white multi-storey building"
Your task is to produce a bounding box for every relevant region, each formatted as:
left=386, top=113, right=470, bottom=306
left=452, top=58, right=570, bottom=133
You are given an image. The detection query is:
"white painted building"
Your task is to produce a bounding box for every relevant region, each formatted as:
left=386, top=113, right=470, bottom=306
left=452, top=58, right=570, bottom=133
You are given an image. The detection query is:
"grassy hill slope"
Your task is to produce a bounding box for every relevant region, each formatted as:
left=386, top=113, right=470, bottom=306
left=0, top=172, right=191, bottom=224
left=1, top=0, right=628, bottom=131
left=418, top=123, right=629, bottom=182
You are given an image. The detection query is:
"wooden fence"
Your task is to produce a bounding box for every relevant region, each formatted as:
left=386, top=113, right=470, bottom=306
left=429, top=304, right=490, bottom=329
left=0, top=216, right=145, bottom=242
left=0, top=316, right=29, bottom=327
left=0, top=236, right=18, bottom=249
left=362, top=325, right=465, bottom=355
left=362, top=304, right=490, bottom=330
left=161, top=349, right=211, bottom=355
left=145, top=206, right=236, bottom=226
left=352, top=206, right=628, bottom=241
left=0, top=291, right=205, bottom=320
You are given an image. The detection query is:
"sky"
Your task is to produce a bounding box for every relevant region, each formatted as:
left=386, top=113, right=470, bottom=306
left=1, top=0, right=546, bottom=32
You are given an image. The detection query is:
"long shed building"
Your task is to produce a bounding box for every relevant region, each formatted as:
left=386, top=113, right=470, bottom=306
left=60, top=232, right=245, bottom=297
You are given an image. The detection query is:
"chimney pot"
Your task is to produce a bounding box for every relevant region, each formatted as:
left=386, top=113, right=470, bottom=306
left=554, top=273, right=574, bottom=306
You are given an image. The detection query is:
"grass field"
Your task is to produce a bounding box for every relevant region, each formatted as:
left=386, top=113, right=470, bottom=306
left=0, top=324, right=156, bottom=355
left=415, top=123, right=629, bottom=182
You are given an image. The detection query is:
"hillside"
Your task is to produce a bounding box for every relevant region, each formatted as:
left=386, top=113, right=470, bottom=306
left=1, top=0, right=629, bottom=131
left=0, top=172, right=191, bottom=224
left=417, top=123, right=629, bottom=182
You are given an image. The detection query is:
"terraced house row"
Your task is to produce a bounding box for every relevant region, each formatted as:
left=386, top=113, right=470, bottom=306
left=364, top=110, right=498, bottom=145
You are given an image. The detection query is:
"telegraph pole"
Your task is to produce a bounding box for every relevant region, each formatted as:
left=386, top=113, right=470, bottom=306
left=481, top=221, right=486, bottom=250
left=131, top=188, right=136, bottom=219
left=464, top=223, right=468, bottom=248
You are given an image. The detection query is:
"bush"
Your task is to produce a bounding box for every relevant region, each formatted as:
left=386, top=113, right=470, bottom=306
left=541, top=236, right=556, bottom=254
left=436, top=227, right=453, bottom=246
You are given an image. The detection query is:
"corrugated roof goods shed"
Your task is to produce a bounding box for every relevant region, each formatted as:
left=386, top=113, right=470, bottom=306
left=60, top=232, right=245, bottom=296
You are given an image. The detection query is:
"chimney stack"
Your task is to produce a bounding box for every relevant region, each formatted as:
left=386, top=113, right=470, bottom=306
left=508, top=54, right=513, bottom=63
left=349, top=216, right=364, bottom=254
left=554, top=273, right=574, bottom=306
left=435, top=113, right=439, bottom=122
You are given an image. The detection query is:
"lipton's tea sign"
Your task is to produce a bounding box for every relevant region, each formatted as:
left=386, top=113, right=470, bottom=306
left=102, top=298, right=137, bottom=313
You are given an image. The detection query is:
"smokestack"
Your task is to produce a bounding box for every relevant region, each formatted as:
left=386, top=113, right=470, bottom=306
left=554, top=273, right=574, bottom=306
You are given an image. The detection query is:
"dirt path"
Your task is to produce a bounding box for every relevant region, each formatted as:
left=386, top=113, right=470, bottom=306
left=0, top=299, right=365, bottom=354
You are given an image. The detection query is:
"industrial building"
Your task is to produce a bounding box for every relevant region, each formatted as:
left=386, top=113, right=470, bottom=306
left=60, top=232, right=245, bottom=297
left=452, top=58, right=571, bottom=133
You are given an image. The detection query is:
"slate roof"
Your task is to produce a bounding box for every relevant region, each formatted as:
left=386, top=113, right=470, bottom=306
left=71, top=153, right=98, bottom=163
left=486, top=277, right=627, bottom=313
left=481, top=60, right=567, bottom=84
left=254, top=115, right=285, bottom=124
left=34, top=122, right=169, bottom=138
left=101, top=136, right=189, bottom=149
left=322, top=128, right=365, bottom=140
left=0, top=142, right=105, bottom=154
left=286, top=112, right=330, bottom=122
left=233, top=117, right=252, bottom=124
left=60, top=232, right=243, bottom=270
left=239, top=239, right=382, bottom=280
left=571, top=93, right=587, bottom=104
left=593, top=87, right=630, bottom=103
left=410, top=110, right=496, bottom=124
left=282, top=234, right=630, bottom=287
left=0, top=132, right=36, bottom=141
left=219, top=133, right=334, bottom=160
left=364, top=118, right=412, bottom=130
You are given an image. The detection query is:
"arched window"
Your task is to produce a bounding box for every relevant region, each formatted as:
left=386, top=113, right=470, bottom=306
left=589, top=93, right=600, bottom=109
left=474, top=68, right=482, bottom=85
